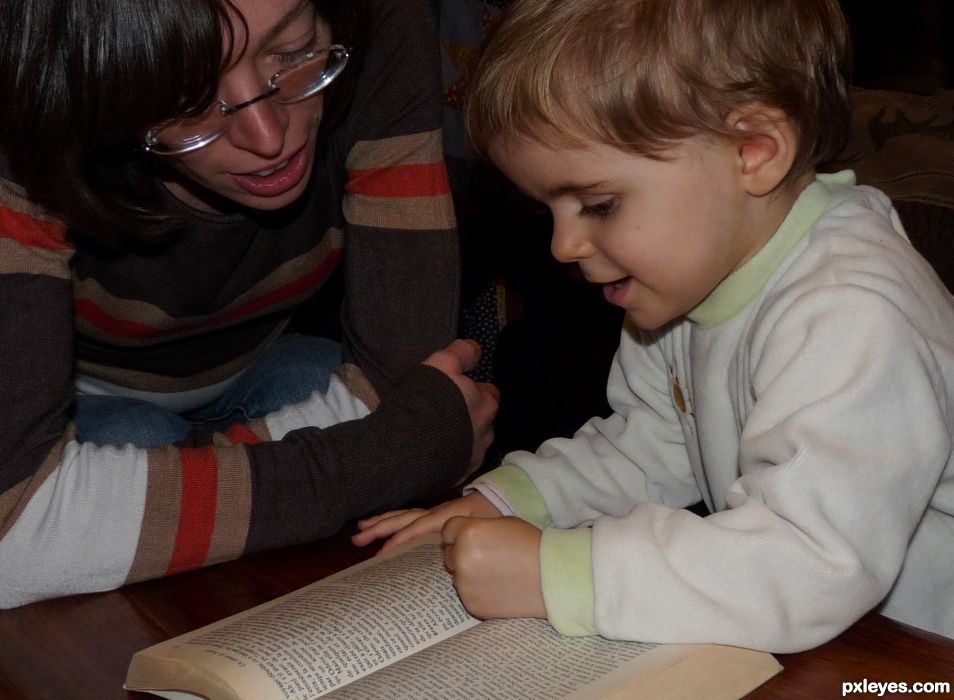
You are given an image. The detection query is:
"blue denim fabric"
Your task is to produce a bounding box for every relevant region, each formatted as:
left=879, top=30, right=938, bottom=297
left=74, top=334, right=342, bottom=447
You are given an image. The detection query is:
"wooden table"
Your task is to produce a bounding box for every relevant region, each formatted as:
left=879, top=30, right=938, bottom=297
left=1, top=530, right=952, bottom=700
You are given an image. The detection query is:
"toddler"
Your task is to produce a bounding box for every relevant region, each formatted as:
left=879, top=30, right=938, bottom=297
left=355, top=0, right=954, bottom=651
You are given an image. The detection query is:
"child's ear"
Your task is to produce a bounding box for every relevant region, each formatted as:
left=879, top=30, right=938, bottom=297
left=727, top=103, right=798, bottom=197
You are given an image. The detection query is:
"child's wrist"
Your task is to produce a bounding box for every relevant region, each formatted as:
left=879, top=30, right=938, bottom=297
left=467, top=483, right=513, bottom=516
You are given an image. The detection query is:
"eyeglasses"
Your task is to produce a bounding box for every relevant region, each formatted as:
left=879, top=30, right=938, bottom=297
left=143, top=44, right=350, bottom=155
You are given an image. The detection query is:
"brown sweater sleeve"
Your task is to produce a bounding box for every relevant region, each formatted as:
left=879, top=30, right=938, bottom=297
left=336, top=0, right=460, bottom=396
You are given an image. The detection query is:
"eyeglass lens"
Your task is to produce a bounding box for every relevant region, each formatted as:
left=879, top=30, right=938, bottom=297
left=147, top=46, right=346, bottom=154
left=150, top=108, right=230, bottom=152
left=271, top=50, right=335, bottom=103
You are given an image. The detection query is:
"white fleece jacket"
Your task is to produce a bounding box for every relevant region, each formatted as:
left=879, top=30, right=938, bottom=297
left=474, top=171, right=954, bottom=652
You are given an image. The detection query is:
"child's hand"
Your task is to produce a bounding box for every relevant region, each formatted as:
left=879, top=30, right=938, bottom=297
left=423, top=339, right=500, bottom=476
left=352, top=491, right=501, bottom=553
left=442, top=516, right=546, bottom=620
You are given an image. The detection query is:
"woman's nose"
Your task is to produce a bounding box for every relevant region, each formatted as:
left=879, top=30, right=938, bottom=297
left=226, top=98, right=288, bottom=160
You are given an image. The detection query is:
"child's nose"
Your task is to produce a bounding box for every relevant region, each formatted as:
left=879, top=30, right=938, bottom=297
left=227, top=99, right=288, bottom=160
left=550, top=222, right=594, bottom=263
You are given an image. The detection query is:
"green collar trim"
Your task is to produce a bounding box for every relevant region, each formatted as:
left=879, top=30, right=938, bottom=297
left=688, top=170, right=857, bottom=328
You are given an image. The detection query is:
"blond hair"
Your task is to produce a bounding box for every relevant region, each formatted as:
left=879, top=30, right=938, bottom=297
left=467, top=0, right=851, bottom=185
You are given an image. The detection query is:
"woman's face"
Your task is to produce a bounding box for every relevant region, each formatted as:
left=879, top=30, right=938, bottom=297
left=162, top=0, right=329, bottom=213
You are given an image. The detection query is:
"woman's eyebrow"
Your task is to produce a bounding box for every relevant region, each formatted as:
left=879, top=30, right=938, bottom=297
left=261, top=0, right=313, bottom=45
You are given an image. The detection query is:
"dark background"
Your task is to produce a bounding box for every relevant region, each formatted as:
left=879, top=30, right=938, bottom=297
left=841, top=0, right=953, bottom=95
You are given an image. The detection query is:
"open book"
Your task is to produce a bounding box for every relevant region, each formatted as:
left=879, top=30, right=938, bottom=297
left=125, top=536, right=781, bottom=700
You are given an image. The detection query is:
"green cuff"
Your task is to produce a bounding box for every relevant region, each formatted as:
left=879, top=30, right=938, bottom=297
left=471, top=464, right=552, bottom=528
left=540, top=527, right=597, bottom=637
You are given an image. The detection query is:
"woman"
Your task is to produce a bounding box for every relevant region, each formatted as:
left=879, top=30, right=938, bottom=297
left=0, top=0, right=497, bottom=606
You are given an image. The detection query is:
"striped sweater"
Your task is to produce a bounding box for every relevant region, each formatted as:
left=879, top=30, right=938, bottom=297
left=0, top=0, right=470, bottom=607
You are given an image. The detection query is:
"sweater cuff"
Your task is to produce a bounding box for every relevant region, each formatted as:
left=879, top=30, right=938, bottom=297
left=242, top=363, right=471, bottom=552
left=540, top=527, right=597, bottom=637
left=469, top=464, right=552, bottom=528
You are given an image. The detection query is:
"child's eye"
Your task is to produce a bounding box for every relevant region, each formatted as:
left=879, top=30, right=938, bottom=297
left=579, top=199, right=617, bottom=219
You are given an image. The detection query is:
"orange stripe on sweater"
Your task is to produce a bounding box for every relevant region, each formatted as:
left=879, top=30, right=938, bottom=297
left=0, top=207, right=70, bottom=249
left=166, top=447, right=218, bottom=575
left=346, top=162, right=450, bottom=198
left=74, top=299, right=157, bottom=338
left=223, top=424, right=261, bottom=445
left=75, top=248, right=342, bottom=340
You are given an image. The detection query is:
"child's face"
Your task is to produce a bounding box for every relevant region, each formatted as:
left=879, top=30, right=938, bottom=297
left=489, top=133, right=776, bottom=330
left=162, top=0, right=327, bottom=213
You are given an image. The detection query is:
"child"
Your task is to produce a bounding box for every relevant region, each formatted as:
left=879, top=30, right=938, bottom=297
left=355, top=0, right=954, bottom=651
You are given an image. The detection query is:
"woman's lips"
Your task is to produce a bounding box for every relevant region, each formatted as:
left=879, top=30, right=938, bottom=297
left=230, top=145, right=309, bottom=197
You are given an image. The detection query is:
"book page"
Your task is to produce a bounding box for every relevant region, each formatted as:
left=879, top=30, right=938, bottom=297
left=128, top=538, right=781, bottom=700
left=127, top=539, right=478, bottom=700
left=324, top=617, right=658, bottom=700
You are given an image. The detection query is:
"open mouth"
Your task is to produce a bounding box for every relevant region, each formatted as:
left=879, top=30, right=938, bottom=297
left=602, top=276, right=632, bottom=306
left=250, top=159, right=291, bottom=178
left=230, top=145, right=310, bottom=198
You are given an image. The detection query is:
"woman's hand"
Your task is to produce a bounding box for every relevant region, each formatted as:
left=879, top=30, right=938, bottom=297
left=423, top=339, right=500, bottom=476
left=352, top=491, right=501, bottom=553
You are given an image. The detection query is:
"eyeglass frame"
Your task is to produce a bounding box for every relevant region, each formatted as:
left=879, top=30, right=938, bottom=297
left=143, top=43, right=350, bottom=156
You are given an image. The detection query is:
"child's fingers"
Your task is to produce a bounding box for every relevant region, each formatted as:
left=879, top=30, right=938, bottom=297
left=438, top=516, right=471, bottom=577
left=352, top=510, right=427, bottom=547
left=356, top=508, right=421, bottom=530
left=439, top=515, right=464, bottom=546
left=378, top=511, right=449, bottom=554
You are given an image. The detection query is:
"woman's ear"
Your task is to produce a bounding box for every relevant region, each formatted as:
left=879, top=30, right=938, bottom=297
left=728, top=103, right=798, bottom=196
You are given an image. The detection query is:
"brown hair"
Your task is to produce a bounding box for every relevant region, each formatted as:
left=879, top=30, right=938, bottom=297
left=467, top=0, right=852, bottom=187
